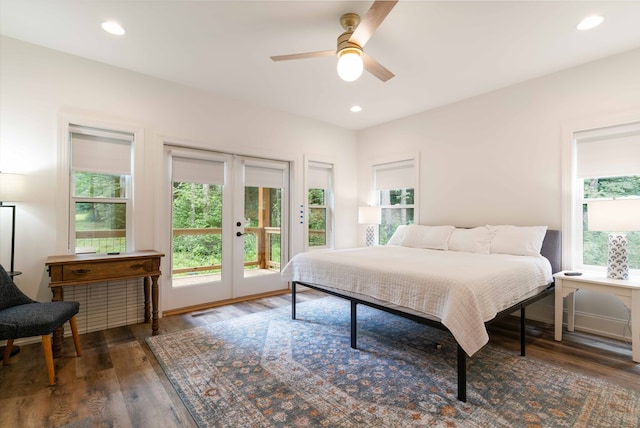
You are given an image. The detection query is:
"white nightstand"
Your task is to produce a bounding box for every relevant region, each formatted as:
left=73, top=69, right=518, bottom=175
left=554, top=271, right=640, bottom=362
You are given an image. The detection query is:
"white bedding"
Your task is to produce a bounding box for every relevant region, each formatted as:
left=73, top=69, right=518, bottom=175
left=281, top=246, right=552, bottom=356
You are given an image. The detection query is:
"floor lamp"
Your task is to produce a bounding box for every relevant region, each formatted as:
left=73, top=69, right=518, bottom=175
left=0, top=172, right=25, bottom=276
left=588, top=199, right=640, bottom=280
left=0, top=171, right=25, bottom=358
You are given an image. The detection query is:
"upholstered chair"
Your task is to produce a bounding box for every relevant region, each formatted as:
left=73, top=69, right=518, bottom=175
left=0, top=264, right=81, bottom=385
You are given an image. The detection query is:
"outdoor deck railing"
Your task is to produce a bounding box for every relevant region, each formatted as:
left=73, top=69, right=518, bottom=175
left=76, top=227, right=317, bottom=275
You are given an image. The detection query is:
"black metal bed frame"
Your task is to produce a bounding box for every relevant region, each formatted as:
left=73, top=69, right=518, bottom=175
left=291, top=280, right=555, bottom=402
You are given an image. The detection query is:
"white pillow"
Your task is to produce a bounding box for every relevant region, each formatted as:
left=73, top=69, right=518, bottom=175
left=488, top=225, right=547, bottom=256
left=387, top=225, right=408, bottom=246
left=448, top=226, right=493, bottom=254
left=401, top=225, right=455, bottom=250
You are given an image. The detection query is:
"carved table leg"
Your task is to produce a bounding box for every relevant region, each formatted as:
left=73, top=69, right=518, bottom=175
left=151, top=274, right=159, bottom=335
left=51, top=287, right=64, bottom=358
left=144, top=276, right=151, bottom=323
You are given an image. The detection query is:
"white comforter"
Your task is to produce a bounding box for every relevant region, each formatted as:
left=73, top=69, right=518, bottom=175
left=281, top=246, right=552, bottom=356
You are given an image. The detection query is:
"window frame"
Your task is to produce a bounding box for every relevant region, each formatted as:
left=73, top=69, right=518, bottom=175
left=57, top=115, right=144, bottom=255
left=308, top=188, right=329, bottom=248
left=305, top=160, right=334, bottom=250
left=576, top=176, right=640, bottom=272
left=562, top=115, right=640, bottom=273
left=370, top=154, right=419, bottom=246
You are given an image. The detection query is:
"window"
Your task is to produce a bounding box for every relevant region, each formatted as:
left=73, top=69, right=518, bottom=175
left=307, top=161, right=333, bottom=249
left=573, top=122, right=640, bottom=271
left=373, top=159, right=416, bottom=245
left=69, top=126, right=133, bottom=254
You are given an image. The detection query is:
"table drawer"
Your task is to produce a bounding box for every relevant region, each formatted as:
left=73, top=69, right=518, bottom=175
left=61, top=258, right=160, bottom=282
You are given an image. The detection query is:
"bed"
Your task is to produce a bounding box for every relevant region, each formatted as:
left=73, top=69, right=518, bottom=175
left=281, top=225, right=562, bottom=402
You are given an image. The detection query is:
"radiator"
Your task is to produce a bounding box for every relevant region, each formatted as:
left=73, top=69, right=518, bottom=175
left=62, top=278, right=146, bottom=334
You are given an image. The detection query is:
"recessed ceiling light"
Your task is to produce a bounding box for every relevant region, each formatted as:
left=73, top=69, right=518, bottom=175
left=101, top=21, right=126, bottom=36
left=577, top=15, right=604, bottom=31
left=350, top=105, right=362, bottom=113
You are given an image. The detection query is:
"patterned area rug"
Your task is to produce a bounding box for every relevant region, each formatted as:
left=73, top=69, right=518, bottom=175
left=146, top=297, right=639, bottom=427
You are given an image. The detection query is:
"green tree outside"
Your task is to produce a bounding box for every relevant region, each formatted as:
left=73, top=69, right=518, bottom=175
left=583, top=176, right=640, bottom=269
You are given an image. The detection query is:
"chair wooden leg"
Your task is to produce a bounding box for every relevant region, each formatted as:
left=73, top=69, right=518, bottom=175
left=69, top=316, right=82, bottom=357
left=3, top=339, right=15, bottom=365
left=41, top=334, right=56, bottom=386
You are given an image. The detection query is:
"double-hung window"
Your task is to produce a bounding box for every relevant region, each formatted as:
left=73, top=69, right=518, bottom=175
left=69, top=125, right=133, bottom=254
left=307, top=161, right=333, bottom=249
left=573, top=122, right=640, bottom=271
left=373, top=159, right=416, bottom=245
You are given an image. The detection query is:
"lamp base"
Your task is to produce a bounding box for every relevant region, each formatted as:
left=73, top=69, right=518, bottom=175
left=607, top=233, right=629, bottom=280
left=365, top=225, right=376, bottom=247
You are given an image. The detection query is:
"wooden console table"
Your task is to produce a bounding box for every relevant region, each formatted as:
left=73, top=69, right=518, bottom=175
left=45, top=250, right=164, bottom=357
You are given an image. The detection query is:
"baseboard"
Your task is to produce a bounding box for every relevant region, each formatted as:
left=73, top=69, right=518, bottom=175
left=525, top=299, right=632, bottom=342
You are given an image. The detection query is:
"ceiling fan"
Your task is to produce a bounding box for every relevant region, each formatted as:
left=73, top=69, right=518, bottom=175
left=270, top=0, right=398, bottom=82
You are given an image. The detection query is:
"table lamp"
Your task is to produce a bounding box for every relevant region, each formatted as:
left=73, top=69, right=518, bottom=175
left=358, top=206, right=381, bottom=247
left=588, top=199, right=640, bottom=280
left=0, top=172, right=25, bottom=275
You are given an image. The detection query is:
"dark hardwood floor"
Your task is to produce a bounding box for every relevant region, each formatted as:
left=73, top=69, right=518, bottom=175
left=1, top=290, right=638, bottom=427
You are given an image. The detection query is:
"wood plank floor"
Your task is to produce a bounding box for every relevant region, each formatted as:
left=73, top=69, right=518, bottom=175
left=1, top=290, right=638, bottom=427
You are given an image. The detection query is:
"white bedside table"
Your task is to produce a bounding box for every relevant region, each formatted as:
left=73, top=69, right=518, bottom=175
left=554, top=271, right=640, bottom=362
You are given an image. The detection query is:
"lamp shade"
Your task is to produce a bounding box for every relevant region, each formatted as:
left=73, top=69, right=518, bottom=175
left=0, top=172, right=25, bottom=203
left=588, top=199, right=640, bottom=232
left=358, top=206, right=381, bottom=225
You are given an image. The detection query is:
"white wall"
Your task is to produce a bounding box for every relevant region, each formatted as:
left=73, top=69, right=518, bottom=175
left=0, top=36, right=359, bottom=303
left=357, top=48, right=640, bottom=340
left=2, top=33, right=639, bottom=343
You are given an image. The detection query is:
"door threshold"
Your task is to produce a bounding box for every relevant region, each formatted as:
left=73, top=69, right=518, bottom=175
left=162, top=288, right=290, bottom=317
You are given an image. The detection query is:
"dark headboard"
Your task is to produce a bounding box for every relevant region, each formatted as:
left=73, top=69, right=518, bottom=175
left=540, top=230, right=562, bottom=274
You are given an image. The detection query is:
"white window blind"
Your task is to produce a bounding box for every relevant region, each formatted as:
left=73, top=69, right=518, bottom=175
left=172, top=156, right=225, bottom=185
left=308, top=161, right=332, bottom=189
left=374, top=159, right=415, bottom=190
left=70, top=125, right=133, bottom=175
left=576, top=122, right=640, bottom=178
left=245, top=162, right=286, bottom=188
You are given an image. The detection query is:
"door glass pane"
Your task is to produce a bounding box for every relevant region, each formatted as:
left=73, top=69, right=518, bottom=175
left=172, top=182, right=223, bottom=279
left=243, top=186, right=282, bottom=277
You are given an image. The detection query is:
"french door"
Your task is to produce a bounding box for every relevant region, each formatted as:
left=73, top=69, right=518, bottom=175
left=163, top=148, right=289, bottom=311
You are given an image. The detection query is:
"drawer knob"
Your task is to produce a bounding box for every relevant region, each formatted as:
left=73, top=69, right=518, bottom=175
left=72, top=269, right=90, bottom=275
left=131, top=264, right=144, bottom=270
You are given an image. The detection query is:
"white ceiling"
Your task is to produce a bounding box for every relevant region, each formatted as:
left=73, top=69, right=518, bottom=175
left=2, top=1, right=640, bottom=130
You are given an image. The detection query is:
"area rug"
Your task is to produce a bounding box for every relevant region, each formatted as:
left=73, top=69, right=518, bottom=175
left=146, top=297, right=639, bottom=427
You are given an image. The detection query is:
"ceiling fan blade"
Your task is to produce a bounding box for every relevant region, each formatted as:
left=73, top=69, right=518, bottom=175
left=350, top=0, right=398, bottom=48
left=270, top=50, right=336, bottom=62
left=363, top=53, right=395, bottom=82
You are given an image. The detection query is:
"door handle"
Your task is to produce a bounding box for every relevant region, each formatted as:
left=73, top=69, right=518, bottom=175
left=236, top=231, right=245, bottom=237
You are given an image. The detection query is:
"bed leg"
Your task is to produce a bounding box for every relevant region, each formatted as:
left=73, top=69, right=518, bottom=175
left=350, top=300, right=357, bottom=349
left=292, top=282, right=297, bottom=320
left=457, top=344, right=467, bottom=402
left=520, top=306, right=526, bottom=356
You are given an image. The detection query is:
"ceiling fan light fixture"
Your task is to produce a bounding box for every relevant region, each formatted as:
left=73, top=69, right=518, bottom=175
left=337, top=47, right=364, bottom=82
